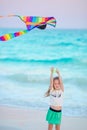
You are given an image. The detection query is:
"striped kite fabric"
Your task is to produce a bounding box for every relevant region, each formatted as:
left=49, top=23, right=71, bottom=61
left=0, top=15, right=56, bottom=41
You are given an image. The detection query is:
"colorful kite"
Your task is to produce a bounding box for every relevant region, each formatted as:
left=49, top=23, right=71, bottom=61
left=0, top=15, right=56, bottom=41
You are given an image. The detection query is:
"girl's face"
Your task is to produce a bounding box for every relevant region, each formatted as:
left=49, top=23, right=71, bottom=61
left=53, top=79, right=60, bottom=90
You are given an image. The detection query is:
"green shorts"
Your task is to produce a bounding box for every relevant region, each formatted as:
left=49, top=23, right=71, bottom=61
left=46, top=107, right=62, bottom=125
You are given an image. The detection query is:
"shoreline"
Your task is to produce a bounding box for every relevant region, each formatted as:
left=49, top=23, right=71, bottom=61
left=0, top=104, right=87, bottom=118
left=0, top=105, right=87, bottom=130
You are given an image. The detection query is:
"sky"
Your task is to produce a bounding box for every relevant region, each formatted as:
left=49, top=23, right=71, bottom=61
left=0, top=0, right=87, bottom=29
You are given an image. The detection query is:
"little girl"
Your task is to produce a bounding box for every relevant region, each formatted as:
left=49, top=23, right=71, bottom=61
left=45, top=67, right=64, bottom=130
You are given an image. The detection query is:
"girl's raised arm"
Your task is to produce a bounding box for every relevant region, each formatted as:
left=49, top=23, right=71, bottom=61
left=44, top=68, right=54, bottom=97
left=49, top=67, right=54, bottom=90
left=56, top=69, right=64, bottom=92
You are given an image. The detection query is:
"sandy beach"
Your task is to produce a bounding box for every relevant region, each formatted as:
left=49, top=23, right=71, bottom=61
left=0, top=105, right=87, bottom=130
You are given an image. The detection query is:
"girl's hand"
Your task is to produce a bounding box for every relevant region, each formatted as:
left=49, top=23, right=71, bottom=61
left=56, top=68, right=60, bottom=74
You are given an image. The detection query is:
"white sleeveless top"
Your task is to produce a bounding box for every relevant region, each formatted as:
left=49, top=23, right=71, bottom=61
left=50, top=89, right=63, bottom=106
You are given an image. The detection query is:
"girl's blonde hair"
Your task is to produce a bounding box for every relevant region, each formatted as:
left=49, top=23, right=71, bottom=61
left=45, top=76, right=59, bottom=97
left=44, top=87, right=50, bottom=97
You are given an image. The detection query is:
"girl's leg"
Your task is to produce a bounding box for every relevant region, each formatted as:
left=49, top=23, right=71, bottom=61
left=48, top=124, right=53, bottom=130
left=55, top=125, right=60, bottom=130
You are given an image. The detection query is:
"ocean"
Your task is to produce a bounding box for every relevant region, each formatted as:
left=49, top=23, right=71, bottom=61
left=0, top=28, right=87, bottom=117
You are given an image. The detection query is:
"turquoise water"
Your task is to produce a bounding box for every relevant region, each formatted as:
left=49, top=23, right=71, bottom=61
left=0, top=28, right=87, bottom=117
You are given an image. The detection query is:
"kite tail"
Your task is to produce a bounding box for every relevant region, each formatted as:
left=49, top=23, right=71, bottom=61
left=0, top=30, right=28, bottom=41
